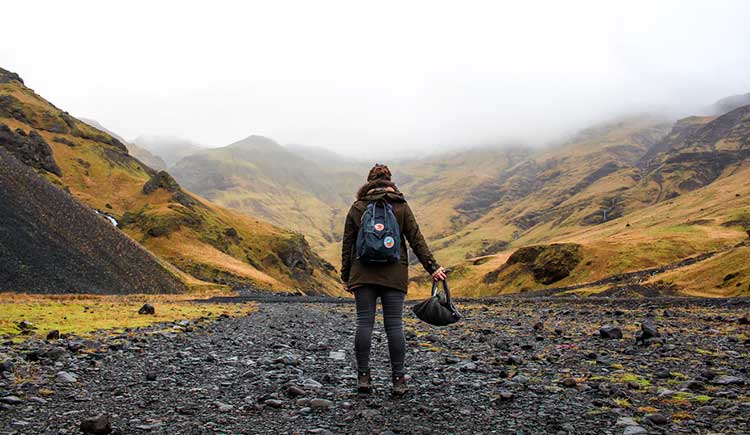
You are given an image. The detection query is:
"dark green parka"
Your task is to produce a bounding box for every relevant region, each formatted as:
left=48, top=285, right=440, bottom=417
left=340, top=187, right=440, bottom=293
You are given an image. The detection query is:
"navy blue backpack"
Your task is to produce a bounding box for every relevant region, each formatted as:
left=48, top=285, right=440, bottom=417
left=356, top=200, right=401, bottom=263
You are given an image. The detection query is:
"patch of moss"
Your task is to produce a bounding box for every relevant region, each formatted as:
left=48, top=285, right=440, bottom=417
left=0, top=295, right=256, bottom=339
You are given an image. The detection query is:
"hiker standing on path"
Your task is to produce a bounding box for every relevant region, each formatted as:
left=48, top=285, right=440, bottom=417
left=340, top=164, right=447, bottom=396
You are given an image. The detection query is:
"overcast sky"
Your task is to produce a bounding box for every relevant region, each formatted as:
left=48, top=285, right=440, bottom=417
left=2, top=1, right=750, bottom=157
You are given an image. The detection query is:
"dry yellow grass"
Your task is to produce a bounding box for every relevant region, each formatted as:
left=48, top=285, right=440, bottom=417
left=0, top=293, right=256, bottom=339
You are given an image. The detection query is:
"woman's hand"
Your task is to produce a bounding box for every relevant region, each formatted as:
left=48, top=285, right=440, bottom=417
left=432, top=266, right=447, bottom=281
left=343, top=283, right=352, bottom=293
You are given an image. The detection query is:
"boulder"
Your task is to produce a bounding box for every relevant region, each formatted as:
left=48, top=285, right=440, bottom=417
left=600, top=325, right=623, bottom=339
left=635, top=321, right=660, bottom=345
left=80, top=414, right=112, bottom=435
left=138, top=303, right=156, bottom=315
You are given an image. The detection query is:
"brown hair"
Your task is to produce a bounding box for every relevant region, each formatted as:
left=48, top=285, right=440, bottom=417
left=367, top=163, right=392, bottom=181
left=357, top=163, right=399, bottom=199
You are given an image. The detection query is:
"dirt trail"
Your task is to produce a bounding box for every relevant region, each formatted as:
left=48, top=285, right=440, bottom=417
left=1, top=298, right=749, bottom=434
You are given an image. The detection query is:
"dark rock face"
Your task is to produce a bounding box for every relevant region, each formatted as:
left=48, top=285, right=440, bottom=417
left=0, top=148, right=187, bottom=294
left=143, top=171, right=181, bottom=194
left=143, top=171, right=197, bottom=208
left=531, top=244, right=583, bottom=284
left=0, top=67, right=24, bottom=84
left=504, top=243, right=583, bottom=285
left=0, top=124, right=61, bottom=176
left=506, top=246, right=547, bottom=265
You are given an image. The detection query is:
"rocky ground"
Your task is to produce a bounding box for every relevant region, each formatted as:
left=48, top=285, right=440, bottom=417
left=1, top=297, right=749, bottom=435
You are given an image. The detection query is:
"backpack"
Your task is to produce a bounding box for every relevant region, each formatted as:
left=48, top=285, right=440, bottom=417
left=355, top=200, right=401, bottom=263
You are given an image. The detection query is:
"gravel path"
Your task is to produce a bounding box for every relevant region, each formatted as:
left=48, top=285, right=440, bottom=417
left=1, top=299, right=749, bottom=434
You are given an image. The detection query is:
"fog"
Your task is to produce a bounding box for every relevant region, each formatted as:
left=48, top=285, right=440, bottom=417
left=2, top=1, right=750, bottom=157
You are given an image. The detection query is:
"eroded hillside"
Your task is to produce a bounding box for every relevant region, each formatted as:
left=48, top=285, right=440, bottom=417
left=0, top=67, right=342, bottom=295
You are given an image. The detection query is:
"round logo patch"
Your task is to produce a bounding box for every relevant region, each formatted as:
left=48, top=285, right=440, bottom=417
left=374, top=223, right=385, bottom=231
left=384, top=236, right=395, bottom=249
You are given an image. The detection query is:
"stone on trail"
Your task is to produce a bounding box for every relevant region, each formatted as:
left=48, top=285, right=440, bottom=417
left=600, top=325, right=623, bottom=339
left=623, top=426, right=648, bottom=435
left=0, top=396, right=23, bottom=405
left=55, top=371, right=77, bottom=383
left=328, top=350, right=346, bottom=361
left=138, top=303, right=156, bottom=315
left=46, top=329, right=60, bottom=340
left=0, top=360, right=13, bottom=373
left=215, top=401, right=234, bottom=412
left=301, top=378, right=323, bottom=389
left=80, top=414, right=112, bottom=435
left=265, top=398, right=284, bottom=408
left=309, top=398, right=334, bottom=410
left=287, top=385, right=306, bottom=397
left=616, top=417, right=639, bottom=427
left=712, top=375, right=744, bottom=385
left=645, top=413, right=669, bottom=426
left=636, top=320, right=660, bottom=345
left=560, top=378, right=577, bottom=388
left=17, top=320, right=36, bottom=330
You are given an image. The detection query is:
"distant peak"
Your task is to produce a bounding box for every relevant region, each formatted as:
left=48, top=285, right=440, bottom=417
left=709, top=92, right=750, bottom=115
left=229, top=135, right=281, bottom=149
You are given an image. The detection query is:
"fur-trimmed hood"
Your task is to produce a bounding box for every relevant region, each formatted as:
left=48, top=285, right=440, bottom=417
left=356, top=179, right=403, bottom=201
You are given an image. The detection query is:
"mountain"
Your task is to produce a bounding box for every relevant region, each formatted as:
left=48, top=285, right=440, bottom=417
left=80, top=118, right=167, bottom=170
left=169, top=106, right=750, bottom=298
left=409, top=109, right=750, bottom=298
left=0, top=146, right=186, bottom=293
left=0, top=67, right=341, bottom=295
left=132, top=134, right=205, bottom=166
left=708, top=93, right=750, bottom=115
left=399, top=114, right=673, bottom=265
left=170, top=135, right=362, bottom=260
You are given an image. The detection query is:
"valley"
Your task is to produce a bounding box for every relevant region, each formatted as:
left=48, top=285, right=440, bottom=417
left=155, top=108, right=750, bottom=299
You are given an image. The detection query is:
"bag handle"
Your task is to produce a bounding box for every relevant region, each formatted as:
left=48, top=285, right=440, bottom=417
left=431, top=279, right=454, bottom=307
left=363, top=200, right=387, bottom=227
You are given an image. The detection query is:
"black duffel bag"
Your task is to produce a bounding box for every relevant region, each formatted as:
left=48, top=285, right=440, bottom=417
left=412, top=279, right=461, bottom=326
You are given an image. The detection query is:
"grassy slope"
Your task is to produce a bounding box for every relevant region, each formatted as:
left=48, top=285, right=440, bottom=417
left=170, top=136, right=362, bottom=257
left=411, top=161, right=750, bottom=298
left=404, top=115, right=671, bottom=266
left=0, top=74, right=342, bottom=296
left=404, top=114, right=750, bottom=298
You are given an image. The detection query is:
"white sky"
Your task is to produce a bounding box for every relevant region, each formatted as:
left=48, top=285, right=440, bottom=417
left=2, top=0, right=750, bottom=157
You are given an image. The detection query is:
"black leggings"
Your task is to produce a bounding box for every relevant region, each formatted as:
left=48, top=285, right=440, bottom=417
left=353, top=285, right=406, bottom=377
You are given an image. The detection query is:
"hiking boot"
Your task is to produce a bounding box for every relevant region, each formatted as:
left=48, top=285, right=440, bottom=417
left=392, top=374, right=408, bottom=397
left=357, top=370, right=373, bottom=393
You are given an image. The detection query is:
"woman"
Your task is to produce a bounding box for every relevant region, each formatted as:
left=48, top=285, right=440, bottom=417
left=340, top=164, right=447, bottom=396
